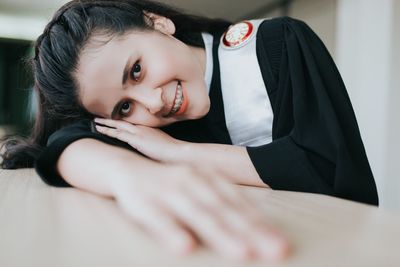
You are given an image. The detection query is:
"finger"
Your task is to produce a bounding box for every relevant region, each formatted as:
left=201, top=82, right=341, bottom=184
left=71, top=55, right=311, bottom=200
left=190, top=167, right=260, bottom=217
left=95, top=125, right=137, bottom=147
left=119, top=198, right=198, bottom=255
left=184, top=180, right=258, bottom=258
left=160, top=190, right=253, bottom=260
left=185, top=179, right=288, bottom=260
left=94, top=118, right=137, bottom=132
left=187, top=173, right=263, bottom=227
left=209, top=177, right=272, bottom=228
left=219, top=206, right=289, bottom=261
left=95, top=125, right=122, bottom=138
left=217, top=185, right=289, bottom=260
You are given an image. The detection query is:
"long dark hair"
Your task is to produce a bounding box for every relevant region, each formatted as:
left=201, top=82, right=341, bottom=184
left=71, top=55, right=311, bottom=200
left=0, top=0, right=231, bottom=169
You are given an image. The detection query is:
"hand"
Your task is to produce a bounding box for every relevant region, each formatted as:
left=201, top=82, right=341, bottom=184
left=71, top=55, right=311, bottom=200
left=112, top=163, right=290, bottom=261
left=94, top=118, right=186, bottom=164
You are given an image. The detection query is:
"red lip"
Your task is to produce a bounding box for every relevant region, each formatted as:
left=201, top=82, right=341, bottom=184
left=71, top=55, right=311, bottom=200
left=162, top=81, right=180, bottom=117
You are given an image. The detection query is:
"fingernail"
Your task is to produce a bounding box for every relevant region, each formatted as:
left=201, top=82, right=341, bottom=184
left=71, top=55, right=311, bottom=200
left=261, top=236, right=289, bottom=261
left=225, top=241, right=253, bottom=261
left=235, top=244, right=253, bottom=261
left=171, top=234, right=196, bottom=255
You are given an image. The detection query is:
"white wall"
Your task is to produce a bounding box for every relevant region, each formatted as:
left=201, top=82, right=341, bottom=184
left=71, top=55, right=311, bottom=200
left=336, top=0, right=400, bottom=211
left=0, top=13, right=47, bottom=41
left=386, top=0, right=400, bottom=211
left=289, top=0, right=337, bottom=57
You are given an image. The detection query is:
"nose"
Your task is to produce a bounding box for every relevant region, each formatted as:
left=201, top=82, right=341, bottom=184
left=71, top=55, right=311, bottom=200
left=135, top=86, right=165, bottom=115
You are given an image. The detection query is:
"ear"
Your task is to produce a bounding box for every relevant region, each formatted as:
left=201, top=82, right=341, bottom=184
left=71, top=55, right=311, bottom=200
left=144, top=11, right=176, bottom=35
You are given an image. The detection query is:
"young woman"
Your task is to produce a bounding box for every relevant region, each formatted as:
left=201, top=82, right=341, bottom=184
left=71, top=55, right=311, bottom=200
left=1, top=0, right=378, bottom=261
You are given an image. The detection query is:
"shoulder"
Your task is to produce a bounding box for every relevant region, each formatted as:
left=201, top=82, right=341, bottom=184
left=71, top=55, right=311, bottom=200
left=257, top=16, right=310, bottom=34
left=221, top=17, right=310, bottom=48
left=259, top=16, right=308, bottom=27
left=47, top=119, right=94, bottom=146
left=46, top=118, right=135, bottom=153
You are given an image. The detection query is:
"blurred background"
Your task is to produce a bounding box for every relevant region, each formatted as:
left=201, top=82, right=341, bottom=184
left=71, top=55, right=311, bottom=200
left=0, top=0, right=398, bottom=211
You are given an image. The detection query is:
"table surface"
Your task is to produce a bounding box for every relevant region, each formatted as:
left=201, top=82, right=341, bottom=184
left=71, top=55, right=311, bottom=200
left=1, top=168, right=399, bottom=267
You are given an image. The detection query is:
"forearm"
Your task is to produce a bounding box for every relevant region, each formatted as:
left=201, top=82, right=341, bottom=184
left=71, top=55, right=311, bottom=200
left=180, top=143, right=269, bottom=188
left=57, top=138, right=165, bottom=197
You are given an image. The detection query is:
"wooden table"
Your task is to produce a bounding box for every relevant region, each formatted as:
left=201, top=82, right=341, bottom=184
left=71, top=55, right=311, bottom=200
left=1, top=169, right=399, bottom=267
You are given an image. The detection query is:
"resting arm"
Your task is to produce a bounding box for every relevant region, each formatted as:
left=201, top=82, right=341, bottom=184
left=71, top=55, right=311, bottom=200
left=57, top=138, right=166, bottom=197
left=178, top=142, right=269, bottom=188
left=53, top=138, right=289, bottom=260
left=91, top=118, right=269, bottom=188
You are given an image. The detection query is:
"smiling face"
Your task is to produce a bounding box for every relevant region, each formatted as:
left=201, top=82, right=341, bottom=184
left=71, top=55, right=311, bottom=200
left=76, top=14, right=210, bottom=127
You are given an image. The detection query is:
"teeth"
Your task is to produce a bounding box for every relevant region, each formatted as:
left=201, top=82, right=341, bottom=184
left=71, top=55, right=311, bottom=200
left=175, top=98, right=182, bottom=106
left=168, top=83, right=184, bottom=116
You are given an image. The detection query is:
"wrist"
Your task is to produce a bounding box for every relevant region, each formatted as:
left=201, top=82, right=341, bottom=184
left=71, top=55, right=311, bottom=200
left=107, top=155, right=161, bottom=196
left=108, top=155, right=191, bottom=198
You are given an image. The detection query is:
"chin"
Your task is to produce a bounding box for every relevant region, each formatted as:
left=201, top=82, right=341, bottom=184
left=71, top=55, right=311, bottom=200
left=201, top=98, right=211, bottom=115
left=192, top=103, right=211, bottom=119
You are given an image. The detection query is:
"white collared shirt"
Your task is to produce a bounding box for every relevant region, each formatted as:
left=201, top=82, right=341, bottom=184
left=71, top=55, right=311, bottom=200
left=201, top=20, right=273, bottom=147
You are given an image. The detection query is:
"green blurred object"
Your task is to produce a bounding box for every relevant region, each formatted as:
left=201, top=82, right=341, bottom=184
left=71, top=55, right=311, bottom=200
left=0, top=38, right=34, bottom=137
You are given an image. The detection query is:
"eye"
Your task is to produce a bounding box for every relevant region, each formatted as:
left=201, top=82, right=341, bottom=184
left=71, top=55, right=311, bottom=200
left=119, top=101, right=132, bottom=116
left=130, top=62, right=142, bottom=81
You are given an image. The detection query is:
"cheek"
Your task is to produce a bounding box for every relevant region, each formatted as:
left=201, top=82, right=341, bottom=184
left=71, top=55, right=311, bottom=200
left=148, top=57, right=175, bottom=80
left=152, top=45, right=197, bottom=79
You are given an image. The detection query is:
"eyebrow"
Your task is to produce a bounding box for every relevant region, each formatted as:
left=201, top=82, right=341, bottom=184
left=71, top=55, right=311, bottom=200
left=110, top=58, right=131, bottom=118
left=122, top=58, right=130, bottom=86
